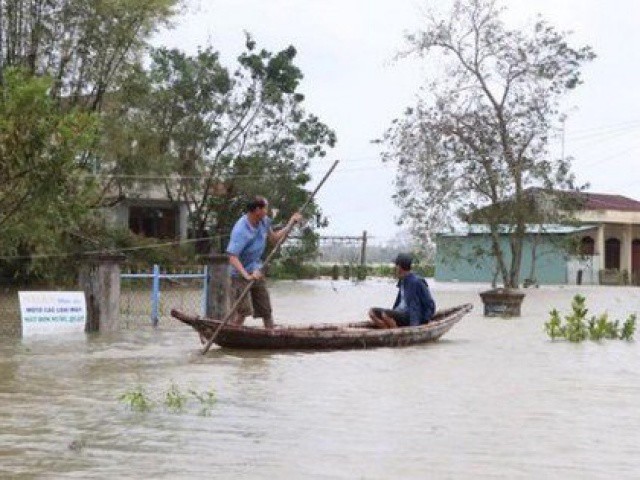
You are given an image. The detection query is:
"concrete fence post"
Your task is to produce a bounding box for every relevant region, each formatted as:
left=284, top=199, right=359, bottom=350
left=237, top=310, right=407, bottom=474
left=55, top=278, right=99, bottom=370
left=204, top=254, right=231, bottom=320
left=78, top=253, right=125, bottom=332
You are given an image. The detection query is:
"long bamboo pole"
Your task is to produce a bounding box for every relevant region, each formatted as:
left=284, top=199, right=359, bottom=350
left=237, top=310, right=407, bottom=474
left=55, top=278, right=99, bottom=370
left=201, top=160, right=339, bottom=354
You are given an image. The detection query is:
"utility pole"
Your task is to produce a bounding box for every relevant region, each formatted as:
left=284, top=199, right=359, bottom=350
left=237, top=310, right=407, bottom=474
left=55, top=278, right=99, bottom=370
left=360, top=230, right=367, bottom=267
left=560, top=114, right=567, bottom=162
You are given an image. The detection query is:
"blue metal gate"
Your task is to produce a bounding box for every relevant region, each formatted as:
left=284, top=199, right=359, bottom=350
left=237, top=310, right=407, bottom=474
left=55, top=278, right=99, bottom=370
left=120, top=264, right=208, bottom=326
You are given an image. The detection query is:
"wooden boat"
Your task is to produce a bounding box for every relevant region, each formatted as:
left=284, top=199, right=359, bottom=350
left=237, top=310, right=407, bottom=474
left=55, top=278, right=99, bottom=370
left=170, top=303, right=473, bottom=351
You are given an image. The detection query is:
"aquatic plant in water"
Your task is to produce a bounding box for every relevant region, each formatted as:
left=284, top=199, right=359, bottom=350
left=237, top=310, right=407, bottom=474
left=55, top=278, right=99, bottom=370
left=545, top=309, right=564, bottom=340
left=564, top=295, right=589, bottom=342
left=119, top=386, right=154, bottom=412
left=620, top=314, right=637, bottom=341
left=545, top=295, right=636, bottom=342
left=189, top=388, right=217, bottom=417
left=164, top=383, right=189, bottom=413
left=119, top=384, right=217, bottom=415
left=587, top=313, right=610, bottom=341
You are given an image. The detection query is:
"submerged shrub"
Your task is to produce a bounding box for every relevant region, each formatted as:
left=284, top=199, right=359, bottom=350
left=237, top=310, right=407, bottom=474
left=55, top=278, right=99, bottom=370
left=119, top=384, right=217, bottom=415
left=164, top=382, right=189, bottom=413
left=119, top=386, right=154, bottom=412
left=563, top=295, right=589, bottom=342
left=545, top=295, right=636, bottom=343
left=545, top=309, right=564, bottom=340
left=620, top=314, right=637, bottom=341
left=189, top=388, right=217, bottom=417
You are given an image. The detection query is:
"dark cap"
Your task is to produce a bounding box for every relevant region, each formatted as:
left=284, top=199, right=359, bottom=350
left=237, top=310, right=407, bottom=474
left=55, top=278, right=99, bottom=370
left=394, top=253, right=413, bottom=270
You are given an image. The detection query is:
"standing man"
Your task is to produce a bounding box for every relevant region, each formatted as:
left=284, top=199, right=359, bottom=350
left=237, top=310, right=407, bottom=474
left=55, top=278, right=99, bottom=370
left=368, top=253, right=436, bottom=328
left=226, top=196, right=302, bottom=329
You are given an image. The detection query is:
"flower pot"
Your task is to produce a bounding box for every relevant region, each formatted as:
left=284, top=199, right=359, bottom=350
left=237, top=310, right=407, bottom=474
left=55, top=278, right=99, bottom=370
left=479, top=288, right=525, bottom=317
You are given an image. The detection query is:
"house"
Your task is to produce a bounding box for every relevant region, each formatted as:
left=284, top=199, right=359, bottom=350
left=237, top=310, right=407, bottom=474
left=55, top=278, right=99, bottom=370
left=102, top=182, right=190, bottom=240
left=570, top=192, right=640, bottom=284
left=435, top=191, right=640, bottom=285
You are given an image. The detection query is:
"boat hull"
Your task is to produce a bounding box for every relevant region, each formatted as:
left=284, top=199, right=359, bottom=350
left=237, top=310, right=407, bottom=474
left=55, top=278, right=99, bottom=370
left=171, top=304, right=473, bottom=351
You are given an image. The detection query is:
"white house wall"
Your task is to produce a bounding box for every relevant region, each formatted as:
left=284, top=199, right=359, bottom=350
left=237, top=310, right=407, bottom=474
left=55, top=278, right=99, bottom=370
left=580, top=223, right=640, bottom=277
left=577, top=210, right=640, bottom=224
left=100, top=204, right=128, bottom=228
left=567, top=255, right=601, bottom=285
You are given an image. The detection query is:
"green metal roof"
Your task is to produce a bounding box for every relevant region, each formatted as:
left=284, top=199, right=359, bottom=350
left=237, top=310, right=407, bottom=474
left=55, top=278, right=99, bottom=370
left=438, top=224, right=597, bottom=237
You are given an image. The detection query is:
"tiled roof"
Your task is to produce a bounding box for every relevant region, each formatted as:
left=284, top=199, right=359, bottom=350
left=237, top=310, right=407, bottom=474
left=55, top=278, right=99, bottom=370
left=524, top=188, right=640, bottom=212
left=579, top=192, right=640, bottom=212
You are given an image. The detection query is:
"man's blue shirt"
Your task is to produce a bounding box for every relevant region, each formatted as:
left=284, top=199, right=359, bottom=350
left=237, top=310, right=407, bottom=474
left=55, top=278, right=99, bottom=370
left=392, top=272, right=436, bottom=326
left=226, top=215, right=272, bottom=276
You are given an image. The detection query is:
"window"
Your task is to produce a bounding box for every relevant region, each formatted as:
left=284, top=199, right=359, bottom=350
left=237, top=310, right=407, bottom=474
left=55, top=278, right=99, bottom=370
left=129, top=206, right=177, bottom=239
left=580, top=236, right=595, bottom=256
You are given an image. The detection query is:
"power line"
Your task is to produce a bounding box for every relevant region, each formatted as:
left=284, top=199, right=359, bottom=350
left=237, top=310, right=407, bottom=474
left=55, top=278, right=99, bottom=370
left=84, top=161, right=393, bottom=182
left=565, top=118, right=640, bottom=138
left=0, top=235, right=229, bottom=261
left=566, top=122, right=640, bottom=146
left=577, top=141, right=640, bottom=170
left=0, top=230, right=376, bottom=262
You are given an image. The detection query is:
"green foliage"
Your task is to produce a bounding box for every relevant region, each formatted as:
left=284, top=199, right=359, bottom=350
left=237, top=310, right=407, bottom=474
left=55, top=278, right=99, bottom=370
left=268, top=261, right=321, bottom=280
left=119, top=386, right=154, bottom=412
left=95, top=227, right=197, bottom=268
left=545, top=295, right=636, bottom=342
left=164, top=382, right=189, bottom=413
left=276, top=227, right=321, bottom=272
left=116, top=38, right=335, bottom=252
left=119, top=384, right=217, bottom=415
left=620, top=314, right=637, bottom=341
left=189, top=388, right=217, bottom=417
left=266, top=261, right=435, bottom=280
left=0, top=221, right=201, bottom=286
left=0, top=69, right=100, bottom=278
left=587, top=313, right=611, bottom=341
left=563, top=295, right=589, bottom=342
left=0, top=0, right=179, bottom=111
left=0, top=0, right=179, bottom=282
left=545, top=309, right=564, bottom=340
left=0, top=4, right=333, bottom=280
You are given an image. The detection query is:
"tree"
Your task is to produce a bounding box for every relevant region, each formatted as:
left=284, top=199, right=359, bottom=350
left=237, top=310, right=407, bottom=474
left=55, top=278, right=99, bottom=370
left=0, top=0, right=178, bottom=109
left=0, top=1, right=178, bottom=280
left=117, top=37, right=336, bottom=252
left=0, top=68, right=98, bottom=278
left=378, top=0, right=595, bottom=288
left=0, top=0, right=180, bottom=210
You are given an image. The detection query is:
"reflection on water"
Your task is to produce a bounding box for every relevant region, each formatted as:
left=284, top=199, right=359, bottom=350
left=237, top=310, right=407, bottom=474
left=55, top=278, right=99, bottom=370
left=1, top=279, right=640, bottom=479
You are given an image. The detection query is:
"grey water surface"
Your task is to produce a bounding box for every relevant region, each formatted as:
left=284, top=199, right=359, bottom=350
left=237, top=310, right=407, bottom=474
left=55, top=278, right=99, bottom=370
left=1, top=279, right=639, bottom=479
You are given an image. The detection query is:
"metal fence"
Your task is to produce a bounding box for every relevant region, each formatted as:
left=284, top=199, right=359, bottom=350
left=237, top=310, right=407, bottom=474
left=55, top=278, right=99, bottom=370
left=120, top=264, right=208, bottom=328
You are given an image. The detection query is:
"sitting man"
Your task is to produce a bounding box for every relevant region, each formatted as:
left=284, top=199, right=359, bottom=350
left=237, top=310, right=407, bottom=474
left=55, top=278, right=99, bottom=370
left=368, top=253, right=436, bottom=328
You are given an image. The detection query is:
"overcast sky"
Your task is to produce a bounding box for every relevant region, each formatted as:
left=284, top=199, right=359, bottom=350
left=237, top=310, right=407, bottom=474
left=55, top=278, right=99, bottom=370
left=154, top=0, right=640, bottom=244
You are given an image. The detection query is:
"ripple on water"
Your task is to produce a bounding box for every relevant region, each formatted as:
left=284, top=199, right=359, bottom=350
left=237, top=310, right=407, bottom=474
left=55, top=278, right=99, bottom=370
left=1, top=281, right=640, bottom=479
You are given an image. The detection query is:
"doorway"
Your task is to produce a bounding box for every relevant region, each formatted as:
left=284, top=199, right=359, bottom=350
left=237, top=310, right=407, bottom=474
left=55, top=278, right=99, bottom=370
left=604, top=238, right=621, bottom=270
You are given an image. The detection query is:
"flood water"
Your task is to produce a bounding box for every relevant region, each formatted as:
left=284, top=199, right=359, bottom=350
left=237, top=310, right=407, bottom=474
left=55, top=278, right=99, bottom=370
left=1, top=279, right=640, bottom=479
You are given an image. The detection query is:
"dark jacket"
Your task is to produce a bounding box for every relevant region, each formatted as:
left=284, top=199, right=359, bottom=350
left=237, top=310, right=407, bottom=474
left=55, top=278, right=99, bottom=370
left=393, top=272, right=436, bottom=326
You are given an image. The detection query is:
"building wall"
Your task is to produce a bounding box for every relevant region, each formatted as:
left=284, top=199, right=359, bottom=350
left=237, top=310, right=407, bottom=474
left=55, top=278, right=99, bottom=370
left=567, top=255, right=602, bottom=285
left=435, top=234, right=570, bottom=285
left=102, top=201, right=188, bottom=240
left=578, top=209, right=640, bottom=224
